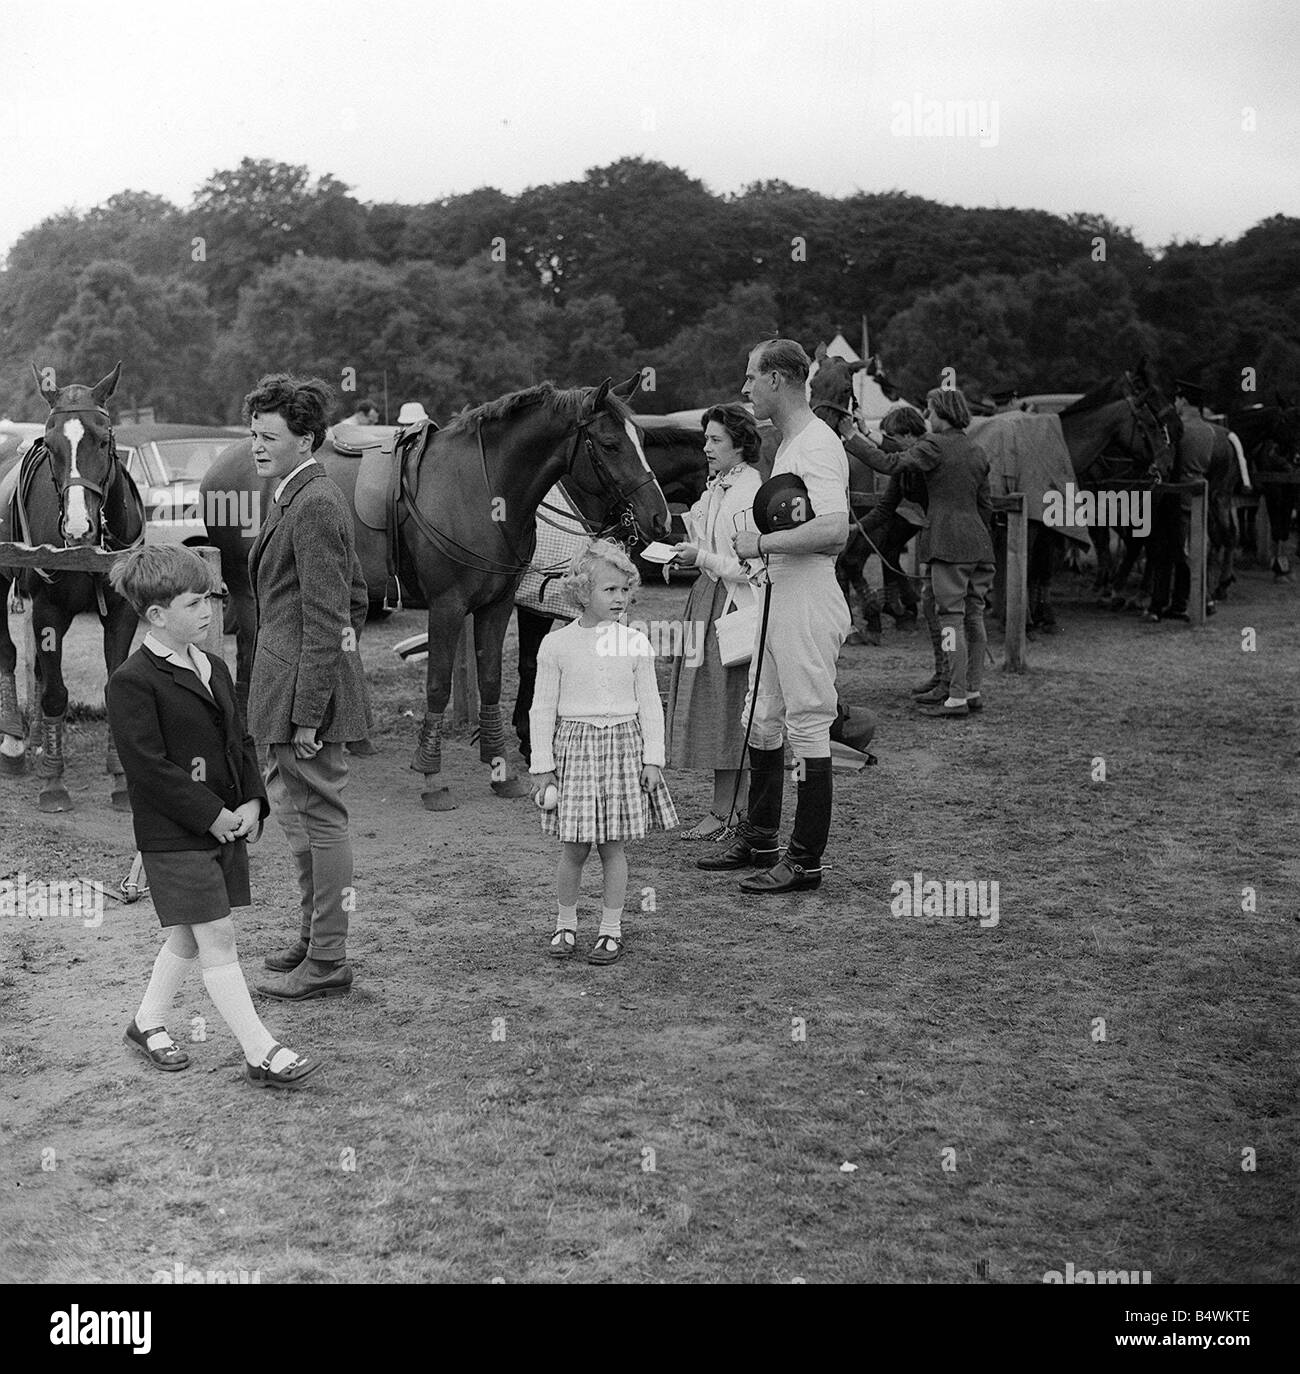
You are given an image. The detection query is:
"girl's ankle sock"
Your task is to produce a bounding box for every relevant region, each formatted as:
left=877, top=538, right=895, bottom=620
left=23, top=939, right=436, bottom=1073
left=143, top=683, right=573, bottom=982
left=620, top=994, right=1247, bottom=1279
left=556, top=902, right=578, bottom=933
left=598, top=907, right=623, bottom=939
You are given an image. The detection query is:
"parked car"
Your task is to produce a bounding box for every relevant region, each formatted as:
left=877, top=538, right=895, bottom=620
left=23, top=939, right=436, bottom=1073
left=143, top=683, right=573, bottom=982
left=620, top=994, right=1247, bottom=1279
left=115, top=423, right=247, bottom=546
left=0, top=419, right=44, bottom=467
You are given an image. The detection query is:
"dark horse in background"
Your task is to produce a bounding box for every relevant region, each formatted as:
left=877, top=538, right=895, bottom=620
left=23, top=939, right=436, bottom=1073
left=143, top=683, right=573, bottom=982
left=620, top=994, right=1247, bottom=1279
left=0, top=363, right=144, bottom=810
left=204, top=375, right=669, bottom=809
left=1229, top=398, right=1300, bottom=576
left=809, top=352, right=1174, bottom=633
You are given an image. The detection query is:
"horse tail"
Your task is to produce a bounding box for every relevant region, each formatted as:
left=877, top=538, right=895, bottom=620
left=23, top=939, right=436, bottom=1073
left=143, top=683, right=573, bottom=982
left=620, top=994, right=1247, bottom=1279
left=1226, top=430, right=1251, bottom=492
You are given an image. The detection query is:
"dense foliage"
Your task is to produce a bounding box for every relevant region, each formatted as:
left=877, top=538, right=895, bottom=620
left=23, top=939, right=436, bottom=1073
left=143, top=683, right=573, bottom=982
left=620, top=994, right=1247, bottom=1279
left=1, top=157, right=1295, bottom=422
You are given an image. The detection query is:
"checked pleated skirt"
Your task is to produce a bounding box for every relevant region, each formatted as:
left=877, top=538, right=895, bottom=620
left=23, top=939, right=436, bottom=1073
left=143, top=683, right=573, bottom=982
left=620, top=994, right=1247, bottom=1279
left=542, top=718, right=678, bottom=843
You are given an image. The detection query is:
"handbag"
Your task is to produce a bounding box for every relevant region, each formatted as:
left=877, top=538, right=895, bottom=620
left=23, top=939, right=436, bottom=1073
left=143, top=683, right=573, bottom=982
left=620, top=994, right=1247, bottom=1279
left=714, top=583, right=760, bottom=668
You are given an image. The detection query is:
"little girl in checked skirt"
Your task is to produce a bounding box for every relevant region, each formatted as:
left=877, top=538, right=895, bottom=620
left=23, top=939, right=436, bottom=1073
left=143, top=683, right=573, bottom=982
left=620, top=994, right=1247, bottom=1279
left=529, top=539, right=678, bottom=964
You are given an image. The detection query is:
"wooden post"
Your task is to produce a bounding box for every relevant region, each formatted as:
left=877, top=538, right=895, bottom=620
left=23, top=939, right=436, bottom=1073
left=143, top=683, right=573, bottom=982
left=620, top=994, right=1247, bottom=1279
left=1002, top=493, right=1028, bottom=673
left=450, top=618, right=478, bottom=729
left=193, top=545, right=227, bottom=665
left=1187, top=479, right=1208, bottom=627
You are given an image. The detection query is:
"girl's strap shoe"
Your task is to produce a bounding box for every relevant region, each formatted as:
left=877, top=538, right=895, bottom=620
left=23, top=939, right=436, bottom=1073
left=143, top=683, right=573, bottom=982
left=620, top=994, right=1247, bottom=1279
left=588, top=934, right=623, bottom=965
left=123, top=1021, right=190, bottom=1072
left=246, top=1043, right=320, bottom=1089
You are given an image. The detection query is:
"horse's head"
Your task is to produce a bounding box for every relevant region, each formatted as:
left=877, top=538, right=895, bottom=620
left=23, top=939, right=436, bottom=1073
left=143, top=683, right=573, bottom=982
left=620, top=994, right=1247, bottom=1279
left=809, top=352, right=865, bottom=430
left=565, top=373, right=670, bottom=544
left=1119, top=367, right=1179, bottom=480
left=31, top=361, right=122, bottom=546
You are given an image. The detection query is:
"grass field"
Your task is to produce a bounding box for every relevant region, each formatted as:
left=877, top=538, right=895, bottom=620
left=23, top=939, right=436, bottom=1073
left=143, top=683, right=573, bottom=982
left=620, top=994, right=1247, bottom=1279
left=1, top=562, right=1297, bottom=1284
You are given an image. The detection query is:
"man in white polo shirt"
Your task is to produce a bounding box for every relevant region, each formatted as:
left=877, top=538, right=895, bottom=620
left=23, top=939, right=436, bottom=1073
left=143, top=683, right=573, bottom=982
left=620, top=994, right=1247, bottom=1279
left=698, top=339, right=851, bottom=894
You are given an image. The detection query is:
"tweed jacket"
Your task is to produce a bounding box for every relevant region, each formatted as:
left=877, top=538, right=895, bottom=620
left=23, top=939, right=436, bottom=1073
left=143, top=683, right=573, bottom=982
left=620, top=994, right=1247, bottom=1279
left=107, top=646, right=268, bottom=852
left=246, top=462, right=372, bottom=745
left=844, top=429, right=994, bottom=565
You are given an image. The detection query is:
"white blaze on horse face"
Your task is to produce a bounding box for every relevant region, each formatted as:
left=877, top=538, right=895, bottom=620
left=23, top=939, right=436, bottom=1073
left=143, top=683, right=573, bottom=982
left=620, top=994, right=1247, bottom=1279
left=61, top=419, right=92, bottom=540
left=623, top=418, right=653, bottom=477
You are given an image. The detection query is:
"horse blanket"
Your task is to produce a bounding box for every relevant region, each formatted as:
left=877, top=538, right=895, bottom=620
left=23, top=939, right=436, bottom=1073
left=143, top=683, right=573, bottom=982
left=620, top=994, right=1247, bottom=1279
left=967, top=411, right=1091, bottom=547
left=513, top=483, right=586, bottom=619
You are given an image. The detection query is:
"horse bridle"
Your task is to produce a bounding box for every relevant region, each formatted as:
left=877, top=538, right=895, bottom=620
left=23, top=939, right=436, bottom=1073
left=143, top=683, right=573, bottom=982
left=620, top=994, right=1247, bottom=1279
left=400, top=411, right=659, bottom=579
left=41, top=403, right=139, bottom=551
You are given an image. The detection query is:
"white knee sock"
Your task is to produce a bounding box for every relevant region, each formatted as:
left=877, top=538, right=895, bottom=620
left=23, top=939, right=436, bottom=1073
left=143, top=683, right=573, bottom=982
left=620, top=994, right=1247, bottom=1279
left=202, top=962, right=292, bottom=1070
left=599, top=907, right=623, bottom=939
left=136, top=945, right=195, bottom=1050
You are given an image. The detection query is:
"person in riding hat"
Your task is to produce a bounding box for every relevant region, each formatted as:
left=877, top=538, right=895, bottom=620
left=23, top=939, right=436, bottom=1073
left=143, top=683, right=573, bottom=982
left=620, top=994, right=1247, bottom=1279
left=1146, top=379, right=1212, bottom=621
left=698, top=339, right=851, bottom=894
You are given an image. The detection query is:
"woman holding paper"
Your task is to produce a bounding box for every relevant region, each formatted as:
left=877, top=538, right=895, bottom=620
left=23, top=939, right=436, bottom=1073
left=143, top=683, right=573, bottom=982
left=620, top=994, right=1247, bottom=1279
left=665, top=404, right=764, bottom=840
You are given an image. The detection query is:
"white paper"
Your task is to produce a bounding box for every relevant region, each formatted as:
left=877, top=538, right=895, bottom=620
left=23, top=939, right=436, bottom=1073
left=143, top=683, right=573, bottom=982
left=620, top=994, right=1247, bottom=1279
left=639, top=541, right=680, bottom=564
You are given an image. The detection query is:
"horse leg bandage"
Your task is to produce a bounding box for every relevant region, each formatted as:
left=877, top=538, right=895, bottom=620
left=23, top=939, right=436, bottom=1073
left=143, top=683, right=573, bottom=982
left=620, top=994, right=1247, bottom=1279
left=477, top=703, right=509, bottom=764
left=38, top=714, right=66, bottom=779
left=410, top=712, right=443, bottom=775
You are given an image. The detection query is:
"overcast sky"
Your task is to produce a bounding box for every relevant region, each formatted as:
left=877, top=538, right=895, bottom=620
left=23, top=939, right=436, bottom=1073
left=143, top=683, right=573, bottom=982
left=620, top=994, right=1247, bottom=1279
left=1, top=0, right=1296, bottom=261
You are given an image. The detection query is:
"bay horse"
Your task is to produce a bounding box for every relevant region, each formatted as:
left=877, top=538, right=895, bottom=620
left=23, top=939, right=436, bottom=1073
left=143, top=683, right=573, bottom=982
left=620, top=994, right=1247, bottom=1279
left=204, top=375, right=669, bottom=809
left=0, top=363, right=144, bottom=811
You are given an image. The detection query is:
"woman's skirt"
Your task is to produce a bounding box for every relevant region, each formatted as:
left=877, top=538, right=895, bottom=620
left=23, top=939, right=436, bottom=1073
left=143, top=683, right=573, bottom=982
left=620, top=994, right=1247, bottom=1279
left=665, top=573, right=751, bottom=771
left=543, top=718, right=678, bottom=843
left=142, top=842, right=250, bottom=928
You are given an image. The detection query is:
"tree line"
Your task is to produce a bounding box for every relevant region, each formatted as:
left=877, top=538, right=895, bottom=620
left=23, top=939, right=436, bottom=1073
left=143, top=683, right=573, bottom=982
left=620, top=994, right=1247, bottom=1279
left=1, top=156, right=1296, bottom=424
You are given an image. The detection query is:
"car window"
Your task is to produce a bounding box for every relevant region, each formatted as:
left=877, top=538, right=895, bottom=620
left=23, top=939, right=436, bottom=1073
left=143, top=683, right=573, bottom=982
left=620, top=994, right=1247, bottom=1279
left=122, top=448, right=148, bottom=486
left=151, top=440, right=234, bottom=482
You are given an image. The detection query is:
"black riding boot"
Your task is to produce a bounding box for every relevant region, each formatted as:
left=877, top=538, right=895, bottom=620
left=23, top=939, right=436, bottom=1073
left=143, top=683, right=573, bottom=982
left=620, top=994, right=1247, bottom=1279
left=739, top=756, right=831, bottom=893
left=697, top=745, right=783, bottom=871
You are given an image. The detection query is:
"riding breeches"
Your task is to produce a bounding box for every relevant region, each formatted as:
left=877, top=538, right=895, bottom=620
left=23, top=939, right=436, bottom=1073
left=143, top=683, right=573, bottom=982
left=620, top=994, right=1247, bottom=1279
left=742, top=559, right=850, bottom=758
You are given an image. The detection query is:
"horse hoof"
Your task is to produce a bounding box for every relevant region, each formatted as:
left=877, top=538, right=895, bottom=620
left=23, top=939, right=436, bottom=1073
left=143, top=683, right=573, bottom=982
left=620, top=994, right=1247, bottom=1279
left=347, top=738, right=377, bottom=756
left=420, top=785, right=457, bottom=812
left=0, top=748, right=27, bottom=776
left=39, top=786, right=74, bottom=812
left=490, top=775, right=532, bottom=799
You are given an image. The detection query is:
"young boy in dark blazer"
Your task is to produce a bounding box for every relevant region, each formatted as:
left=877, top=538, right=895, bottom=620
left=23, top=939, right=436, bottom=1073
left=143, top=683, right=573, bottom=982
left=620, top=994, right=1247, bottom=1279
left=106, top=545, right=319, bottom=1088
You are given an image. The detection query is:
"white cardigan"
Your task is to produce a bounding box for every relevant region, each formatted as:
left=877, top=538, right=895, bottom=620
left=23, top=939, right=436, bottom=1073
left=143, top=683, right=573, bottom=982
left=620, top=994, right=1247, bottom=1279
left=685, top=463, right=762, bottom=604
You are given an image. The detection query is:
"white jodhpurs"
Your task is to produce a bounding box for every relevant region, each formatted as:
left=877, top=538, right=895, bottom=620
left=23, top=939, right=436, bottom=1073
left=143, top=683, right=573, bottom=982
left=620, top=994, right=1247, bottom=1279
left=741, top=558, right=850, bottom=758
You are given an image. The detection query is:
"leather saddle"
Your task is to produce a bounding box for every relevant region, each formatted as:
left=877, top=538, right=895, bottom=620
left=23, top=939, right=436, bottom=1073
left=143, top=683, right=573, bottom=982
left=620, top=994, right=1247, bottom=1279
left=339, top=419, right=438, bottom=583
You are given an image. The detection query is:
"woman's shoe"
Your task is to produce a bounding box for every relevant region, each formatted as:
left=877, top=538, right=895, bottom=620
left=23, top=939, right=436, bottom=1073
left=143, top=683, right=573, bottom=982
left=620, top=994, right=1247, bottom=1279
left=124, top=1020, right=191, bottom=1072
left=246, top=1043, right=320, bottom=1089
left=911, top=674, right=943, bottom=695
left=680, top=812, right=730, bottom=841
left=547, top=929, right=577, bottom=959
left=914, top=685, right=951, bottom=705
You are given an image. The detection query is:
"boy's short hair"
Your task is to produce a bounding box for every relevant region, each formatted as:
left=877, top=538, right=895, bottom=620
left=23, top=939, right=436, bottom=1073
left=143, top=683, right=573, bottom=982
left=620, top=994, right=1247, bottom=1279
left=561, top=538, right=640, bottom=609
left=110, top=545, right=214, bottom=620
left=242, top=373, right=335, bottom=453
left=881, top=405, right=928, bottom=438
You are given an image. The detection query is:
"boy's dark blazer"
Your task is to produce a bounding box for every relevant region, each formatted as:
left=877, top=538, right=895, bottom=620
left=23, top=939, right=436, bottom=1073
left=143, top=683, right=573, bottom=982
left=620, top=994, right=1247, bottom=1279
left=106, top=646, right=269, bottom=852
left=245, top=463, right=372, bottom=746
